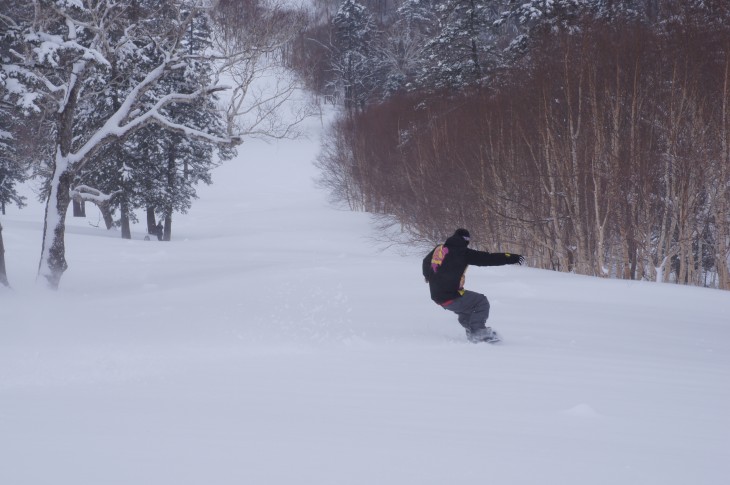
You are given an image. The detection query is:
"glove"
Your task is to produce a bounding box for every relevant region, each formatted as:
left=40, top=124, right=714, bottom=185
left=505, top=253, right=525, bottom=265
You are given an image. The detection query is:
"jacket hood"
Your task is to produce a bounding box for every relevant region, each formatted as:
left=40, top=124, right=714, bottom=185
left=445, top=228, right=470, bottom=247
left=445, top=234, right=469, bottom=248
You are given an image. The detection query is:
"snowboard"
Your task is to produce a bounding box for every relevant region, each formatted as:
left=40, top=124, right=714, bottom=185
left=468, top=330, right=502, bottom=344
left=483, top=331, right=502, bottom=344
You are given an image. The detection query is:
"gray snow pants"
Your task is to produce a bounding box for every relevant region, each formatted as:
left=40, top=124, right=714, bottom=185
left=441, top=290, right=490, bottom=332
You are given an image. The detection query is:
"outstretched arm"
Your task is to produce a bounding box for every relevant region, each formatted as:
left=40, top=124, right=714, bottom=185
left=467, top=249, right=524, bottom=267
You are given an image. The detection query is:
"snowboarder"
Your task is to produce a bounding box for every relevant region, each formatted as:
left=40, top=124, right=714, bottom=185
left=422, top=228, right=524, bottom=343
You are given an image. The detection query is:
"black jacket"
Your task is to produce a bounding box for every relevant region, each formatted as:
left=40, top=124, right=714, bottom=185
left=422, top=234, right=512, bottom=304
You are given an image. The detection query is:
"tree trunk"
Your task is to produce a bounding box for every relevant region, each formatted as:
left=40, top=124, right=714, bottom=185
left=38, top=163, right=72, bottom=289
left=163, top=141, right=176, bottom=242
left=147, top=207, right=157, bottom=234
left=0, top=221, right=9, bottom=287
left=716, top=202, right=730, bottom=290
left=38, top=59, right=80, bottom=290
left=99, top=201, right=114, bottom=230
left=163, top=213, right=172, bottom=241
left=120, top=197, right=131, bottom=239
left=716, top=55, right=730, bottom=290
left=72, top=199, right=86, bottom=217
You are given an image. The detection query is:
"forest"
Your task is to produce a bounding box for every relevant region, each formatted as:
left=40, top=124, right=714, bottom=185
left=1, top=0, right=310, bottom=288
left=2, top=0, right=730, bottom=290
left=292, top=0, right=730, bottom=290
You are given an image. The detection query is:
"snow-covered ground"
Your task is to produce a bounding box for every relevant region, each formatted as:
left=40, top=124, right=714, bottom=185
left=2, top=113, right=729, bottom=485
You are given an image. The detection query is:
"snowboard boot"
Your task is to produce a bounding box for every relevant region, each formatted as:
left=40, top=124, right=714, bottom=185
left=466, top=327, right=501, bottom=343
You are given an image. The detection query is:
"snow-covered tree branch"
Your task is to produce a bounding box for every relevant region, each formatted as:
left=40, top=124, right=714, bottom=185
left=1, top=0, right=310, bottom=289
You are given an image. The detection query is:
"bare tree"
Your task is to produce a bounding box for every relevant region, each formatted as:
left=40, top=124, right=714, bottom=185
left=715, top=54, right=730, bottom=289
left=316, top=15, right=730, bottom=289
left=211, top=0, right=314, bottom=140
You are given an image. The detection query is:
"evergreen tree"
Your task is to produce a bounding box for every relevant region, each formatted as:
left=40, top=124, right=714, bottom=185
left=144, top=8, right=235, bottom=241
left=496, top=0, right=591, bottom=54
left=0, top=2, right=28, bottom=215
left=127, top=94, right=234, bottom=242
left=0, top=123, right=26, bottom=216
left=0, top=115, right=24, bottom=287
left=416, top=0, right=503, bottom=90
left=75, top=6, right=234, bottom=240
left=0, top=1, right=31, bottom=287
left=590, top=0, right=644, bottom=21
left=332, top=0, right=380, bottom=113
left=380, top=0, right=441, bottom=94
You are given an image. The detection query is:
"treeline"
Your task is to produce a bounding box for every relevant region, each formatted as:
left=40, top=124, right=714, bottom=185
left=291, top=0, right=714, bottom=113
left=306, top=3, right=730, bottom=289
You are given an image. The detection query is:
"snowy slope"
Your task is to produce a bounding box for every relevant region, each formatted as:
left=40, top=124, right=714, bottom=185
left=1, top=115, right=730, bottom=485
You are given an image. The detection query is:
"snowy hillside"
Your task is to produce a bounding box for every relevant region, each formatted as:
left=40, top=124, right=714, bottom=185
left=1, top=115, right=729, bottom=485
